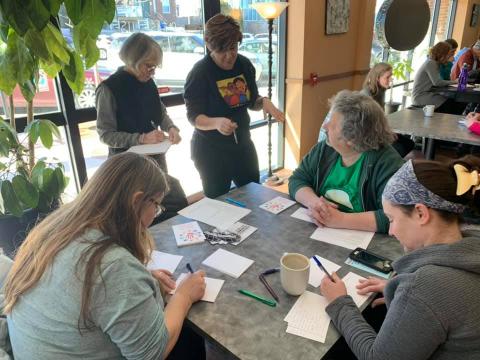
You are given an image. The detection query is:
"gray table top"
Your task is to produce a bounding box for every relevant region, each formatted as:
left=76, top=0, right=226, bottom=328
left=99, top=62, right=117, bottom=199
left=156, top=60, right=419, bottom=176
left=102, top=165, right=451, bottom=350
left=387, top=109, right=480, bottom=146
left=150, top=183, right=404, bottom=360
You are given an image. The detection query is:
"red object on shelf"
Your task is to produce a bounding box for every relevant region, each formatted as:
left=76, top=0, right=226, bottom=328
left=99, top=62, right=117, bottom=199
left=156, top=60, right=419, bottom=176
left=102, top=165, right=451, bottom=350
left=309, top=72, right=319, bottom=87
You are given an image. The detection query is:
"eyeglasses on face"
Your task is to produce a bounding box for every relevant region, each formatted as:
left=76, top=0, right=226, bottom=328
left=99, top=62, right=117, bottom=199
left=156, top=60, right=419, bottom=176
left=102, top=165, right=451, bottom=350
left=150, top=198, right=166, bottom=217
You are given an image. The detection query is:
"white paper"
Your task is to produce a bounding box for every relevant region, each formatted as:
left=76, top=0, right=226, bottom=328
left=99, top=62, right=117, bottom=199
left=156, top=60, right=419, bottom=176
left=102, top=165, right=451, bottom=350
left=225, top=222, right=257, bottom=245
left=127, top=140, right=171, bottom=155
left=291, top=207, right=315, bottom=223
left=146, top=250, right=183, bottom=272
left=284, top=291, right=331, bottom=343
left=172, top=273, right=224, bottom=302
left=202, top=248, right=254, bottom=278
left=259, top=196, right=296, bottom=214
left=178, top=198, right=251, bottom=231
left=308, top=256, right=341, bottom=287
left=310, top=227, right=374, bottom=250
left=172, top=221, right=205, bottom=247
left=343, top=272, right=370, bottom=308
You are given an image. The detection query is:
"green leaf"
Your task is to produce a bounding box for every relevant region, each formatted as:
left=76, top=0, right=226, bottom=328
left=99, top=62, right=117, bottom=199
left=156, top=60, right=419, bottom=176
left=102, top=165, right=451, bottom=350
left=64, top=0, right=87, bottom=25
left=44, top=119, right=61, bottom=140
left=53, top=166, right=67, bottom=194
left=26, top=0, right=51, bottom=32
left=0, top=179, right=23, bottom=217
left=31, top=160, right=46, bottom=188
left=84, top=37, right=99, bottom=69
left=19, top=82, right=36, bottom=103
left=40, top=58, right=62, bottom=78
left=25, top=120, right=41, bottom=145
left=6, top=29, right=36, bottom=85
left=0, top=163, right=6, bottom=172
left=43, top=0, right=62, bottom=16
left=12, top=175, right=39, bottom=209
left=24, top=28, right=51, bottom=61
left=0, top=129, right=10, bottom=156
left=38, top=120, right=54, bottom=148
left=62, top=49, right=84, bottom=94
left=0, top=0, right=34, bottom=36
left=42, top=23, right=70, bottom=64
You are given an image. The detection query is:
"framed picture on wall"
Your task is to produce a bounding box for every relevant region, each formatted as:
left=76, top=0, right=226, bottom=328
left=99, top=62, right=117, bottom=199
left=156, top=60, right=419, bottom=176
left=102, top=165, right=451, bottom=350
left=325, top=0, right=351, bottom=35
left=471, top=4, right=480, bottom=27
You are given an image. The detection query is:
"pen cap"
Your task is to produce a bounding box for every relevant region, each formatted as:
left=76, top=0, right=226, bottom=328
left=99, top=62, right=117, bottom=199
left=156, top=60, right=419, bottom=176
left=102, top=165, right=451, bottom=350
left=280, top=253, right=310, bottom=296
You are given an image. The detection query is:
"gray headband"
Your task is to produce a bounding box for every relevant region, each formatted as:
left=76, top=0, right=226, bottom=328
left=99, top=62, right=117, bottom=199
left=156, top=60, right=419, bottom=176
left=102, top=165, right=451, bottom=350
left=383, top=160, right=466, bottom=214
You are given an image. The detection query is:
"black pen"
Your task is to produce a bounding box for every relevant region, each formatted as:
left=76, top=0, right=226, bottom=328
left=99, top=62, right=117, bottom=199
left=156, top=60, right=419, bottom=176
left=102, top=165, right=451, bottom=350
left=259, top=274, right=280, bottom=302
left=261, top=268, right=280, bottom=276
left=186, top=263, right=194, bottom=274
left=313, top=256, right=334, bottom=282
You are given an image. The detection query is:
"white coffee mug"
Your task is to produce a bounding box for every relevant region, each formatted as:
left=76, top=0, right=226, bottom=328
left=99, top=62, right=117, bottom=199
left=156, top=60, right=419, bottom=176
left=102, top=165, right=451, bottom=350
left=423, top=105, right=435, bottom=117
left=280, top=253, right=310, bottom=296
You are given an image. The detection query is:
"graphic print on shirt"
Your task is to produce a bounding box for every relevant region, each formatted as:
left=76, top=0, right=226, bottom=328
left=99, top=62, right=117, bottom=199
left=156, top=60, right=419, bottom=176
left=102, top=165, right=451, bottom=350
left=324, top=189, right=354, bottom=211
left=216, top=74, right=251, bottom=108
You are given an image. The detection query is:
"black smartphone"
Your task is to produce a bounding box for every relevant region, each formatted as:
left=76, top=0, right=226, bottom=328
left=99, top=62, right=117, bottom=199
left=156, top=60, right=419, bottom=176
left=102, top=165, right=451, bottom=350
left=349, top=248, right=393, bottom=274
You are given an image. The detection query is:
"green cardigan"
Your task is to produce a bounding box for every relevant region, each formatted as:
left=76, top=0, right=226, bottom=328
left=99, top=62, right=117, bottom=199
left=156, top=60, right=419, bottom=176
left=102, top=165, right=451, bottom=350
left=288, top=141, right=405, bottom=233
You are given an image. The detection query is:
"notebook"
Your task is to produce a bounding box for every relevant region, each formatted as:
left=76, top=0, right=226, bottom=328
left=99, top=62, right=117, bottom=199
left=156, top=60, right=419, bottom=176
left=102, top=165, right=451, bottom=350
left=202, top=248, right=254, bottom=278
left=260, top=196, right=296, bottom=214
left=172, top=221, right=206, bottom=247
left=172, top=273, right=224, bottom=303
left=146, top=250, right=183, bottom=273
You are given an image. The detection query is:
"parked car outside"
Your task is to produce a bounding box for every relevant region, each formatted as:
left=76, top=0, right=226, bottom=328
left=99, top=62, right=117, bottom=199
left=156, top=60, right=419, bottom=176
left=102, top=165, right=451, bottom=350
left=239, top=39, right=277, bottom=82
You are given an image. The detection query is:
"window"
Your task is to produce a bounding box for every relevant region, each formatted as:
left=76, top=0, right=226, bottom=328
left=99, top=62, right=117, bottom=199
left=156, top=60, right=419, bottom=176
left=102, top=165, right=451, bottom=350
left=162, top=0, right=171, bottom=14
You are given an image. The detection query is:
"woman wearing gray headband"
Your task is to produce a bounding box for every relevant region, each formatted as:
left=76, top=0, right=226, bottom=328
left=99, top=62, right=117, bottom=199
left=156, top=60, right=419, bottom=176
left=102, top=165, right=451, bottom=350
left=320, top=156, right=480, bottom=360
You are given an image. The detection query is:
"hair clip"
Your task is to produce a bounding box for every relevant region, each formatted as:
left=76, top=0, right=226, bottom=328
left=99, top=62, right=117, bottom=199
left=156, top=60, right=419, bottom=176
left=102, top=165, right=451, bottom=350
left=454, top=164, right=480, bottom=195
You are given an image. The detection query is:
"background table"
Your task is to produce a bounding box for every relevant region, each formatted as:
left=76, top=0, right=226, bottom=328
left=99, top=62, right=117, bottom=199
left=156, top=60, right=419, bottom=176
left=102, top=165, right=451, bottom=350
left=432, top=85, right=480, bottom=104
left=387, top=109, right=480, bottom=159
left=150, top=183, right=404, bottom=360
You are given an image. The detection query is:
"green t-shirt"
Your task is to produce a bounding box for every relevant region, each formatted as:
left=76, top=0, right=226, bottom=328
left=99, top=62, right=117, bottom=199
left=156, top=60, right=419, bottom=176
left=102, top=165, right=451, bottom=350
left=319, top=154, right=365, bottom=213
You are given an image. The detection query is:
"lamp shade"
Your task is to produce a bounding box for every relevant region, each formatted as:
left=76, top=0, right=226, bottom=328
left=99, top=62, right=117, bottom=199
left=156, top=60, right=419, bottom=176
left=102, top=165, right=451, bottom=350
left=251, top=2, right=288, bottom=20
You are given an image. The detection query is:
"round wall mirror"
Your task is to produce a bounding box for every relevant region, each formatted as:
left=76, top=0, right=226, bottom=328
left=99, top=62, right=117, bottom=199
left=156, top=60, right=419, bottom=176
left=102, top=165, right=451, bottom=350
left=376, top=0, right=430, bottom=51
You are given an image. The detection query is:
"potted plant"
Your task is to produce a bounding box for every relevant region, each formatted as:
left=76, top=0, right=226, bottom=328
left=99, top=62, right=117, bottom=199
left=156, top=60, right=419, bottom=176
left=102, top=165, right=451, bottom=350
left=385, top=58, right=413, bottom=114
left=0, top=1, right=115, bottom=256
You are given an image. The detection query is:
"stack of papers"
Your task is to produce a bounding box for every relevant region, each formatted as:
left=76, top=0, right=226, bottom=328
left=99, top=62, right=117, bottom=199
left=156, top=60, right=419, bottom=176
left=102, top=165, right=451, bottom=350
left=284, top=291, right=331, bottom=343
left=127, top=140, right=172, bottom=155
left=202, top=248, right=254, bottom=278
left=291, top=207, right=315, bottom=223
left=147, top=250, right=183, bottom=272
left=310, top=227, right=374, bottom=250
left=172, top=273, right=225, bottom=302
left=172, top=221, right=205, bottom=247
left=219, top=222, right=257, bottom=245
left=260, top=196, right=296, bottom=214
left=284, top=272, right=370, bottom=343
left=308, top=256, right=341, bottom=287
left=179, top=198, right=251, bottom=230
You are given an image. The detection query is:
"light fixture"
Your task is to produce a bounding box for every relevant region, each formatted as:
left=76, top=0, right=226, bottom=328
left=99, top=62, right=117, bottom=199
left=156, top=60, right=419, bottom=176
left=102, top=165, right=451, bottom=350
left=251, top=2, right=288, bottom=181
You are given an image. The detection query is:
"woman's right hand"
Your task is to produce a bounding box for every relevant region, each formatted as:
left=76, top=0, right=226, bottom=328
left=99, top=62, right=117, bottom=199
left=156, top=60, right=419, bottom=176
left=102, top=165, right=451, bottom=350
left=356, top=277, right=387, bottom=307
left=215, top=117, right=238, bottom=136
left=141, top=130, right=165, bottom=144
left=175, top=270, right=206, bottom=304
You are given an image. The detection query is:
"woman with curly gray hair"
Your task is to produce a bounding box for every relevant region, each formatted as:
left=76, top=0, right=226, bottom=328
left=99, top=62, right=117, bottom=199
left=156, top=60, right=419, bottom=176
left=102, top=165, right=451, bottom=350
left=289, top=90, right=404, bottom=233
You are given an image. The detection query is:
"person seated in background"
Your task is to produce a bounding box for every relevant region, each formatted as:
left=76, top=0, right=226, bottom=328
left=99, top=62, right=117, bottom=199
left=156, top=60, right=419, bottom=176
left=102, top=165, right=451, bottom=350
left=96, top=32, right=187, bottom=222
left=412, top=41, right=463, bottom=114
left=361, top=62, right=414, bottom=157
left=4, top=153, right=207, bottom=360
left=440, top=38, right=458, bottom=80
left=321, top=156, right=480, bottom=360
left=289, top=90, right=404, bottom=234
left=451, top=40, right=480, bottom=81
left=466, top=111, right=480, bottom=135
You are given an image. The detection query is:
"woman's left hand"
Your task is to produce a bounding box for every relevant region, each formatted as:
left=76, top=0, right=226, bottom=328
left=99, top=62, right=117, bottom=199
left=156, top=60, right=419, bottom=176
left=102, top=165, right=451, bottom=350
left=151, top=269, right=176, bottom=293
left=466, top=112, right=480, bottom=128
left=320, top=272, right=347, bottom=303
left=262, top=98, right=286, bottom=122
left=168, top=127, right=182, bottom=144
left=311, top=196, right=346, bottom=228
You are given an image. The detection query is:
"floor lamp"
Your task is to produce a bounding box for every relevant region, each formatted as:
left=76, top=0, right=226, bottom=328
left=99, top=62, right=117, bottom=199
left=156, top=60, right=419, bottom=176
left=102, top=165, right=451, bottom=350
left=251, top=1, right=288, bottom=183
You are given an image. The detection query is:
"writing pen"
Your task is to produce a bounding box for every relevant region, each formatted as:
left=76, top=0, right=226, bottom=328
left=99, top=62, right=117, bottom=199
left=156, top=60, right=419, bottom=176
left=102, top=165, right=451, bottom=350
left=238, top=289, right=276, bottom=307
left=233, top=130, right=238, bottom=144
left=225, top=197, right=246, bottom=208
left=259, top=274, right=280, bottom=302
left=313, top=255, right=334, bottom=282
left=186, top=263, right=194, bottom=274
left=261, top=268, right=280, bottom=276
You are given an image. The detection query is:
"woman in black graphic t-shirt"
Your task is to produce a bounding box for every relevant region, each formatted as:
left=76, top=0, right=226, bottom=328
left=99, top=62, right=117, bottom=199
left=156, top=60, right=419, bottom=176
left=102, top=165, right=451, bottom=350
left=184, top=14, right=285, bottom=198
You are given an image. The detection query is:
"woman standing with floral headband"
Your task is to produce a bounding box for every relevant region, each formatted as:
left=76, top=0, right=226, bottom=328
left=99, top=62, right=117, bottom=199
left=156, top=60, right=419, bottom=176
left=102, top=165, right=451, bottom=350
left=321, top=156, right=480, bottom=360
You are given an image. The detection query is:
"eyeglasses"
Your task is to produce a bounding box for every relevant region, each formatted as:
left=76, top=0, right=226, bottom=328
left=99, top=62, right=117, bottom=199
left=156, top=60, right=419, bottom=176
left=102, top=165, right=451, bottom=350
left=150, top=199, right=166, bottom=217
left=143, top=62, right=160, bottom=72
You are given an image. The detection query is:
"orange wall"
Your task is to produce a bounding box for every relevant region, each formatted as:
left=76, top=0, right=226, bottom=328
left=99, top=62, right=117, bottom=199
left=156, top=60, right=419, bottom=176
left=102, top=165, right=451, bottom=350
left=284, top=0, right=376, bottom=168
left=452, top=0, right=480, bottom=48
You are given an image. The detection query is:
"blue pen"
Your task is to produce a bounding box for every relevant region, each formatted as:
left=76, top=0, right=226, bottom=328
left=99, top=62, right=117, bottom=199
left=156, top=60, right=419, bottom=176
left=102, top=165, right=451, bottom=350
left=313, top=256, right=334, bottom=282
left=225, top=197, right=246, bottom=208
left=186, top=263, right=194, bottom=274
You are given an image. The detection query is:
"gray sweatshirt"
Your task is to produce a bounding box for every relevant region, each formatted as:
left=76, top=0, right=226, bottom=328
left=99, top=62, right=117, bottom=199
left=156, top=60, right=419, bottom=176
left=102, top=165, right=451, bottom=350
left=326, top=236, right=480, bottom=360
left=7, top=229, right=169, bottom=360
left=412, top=58, right=455, bottom=108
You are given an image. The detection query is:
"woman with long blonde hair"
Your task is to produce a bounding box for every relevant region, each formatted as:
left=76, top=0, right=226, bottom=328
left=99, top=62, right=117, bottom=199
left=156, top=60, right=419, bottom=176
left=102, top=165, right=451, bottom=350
left=361, top=62, right=392, bottom=108
left=5, top=152, right=206, bottom=359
